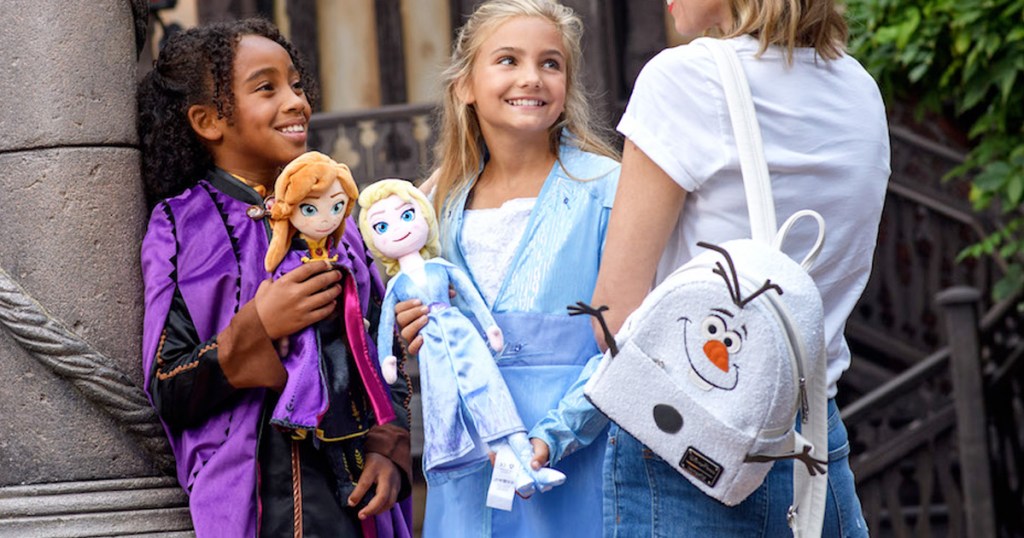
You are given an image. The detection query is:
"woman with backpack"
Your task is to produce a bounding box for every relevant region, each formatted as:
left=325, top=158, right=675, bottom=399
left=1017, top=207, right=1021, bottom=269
left=531, top=0, right=890, bottom=535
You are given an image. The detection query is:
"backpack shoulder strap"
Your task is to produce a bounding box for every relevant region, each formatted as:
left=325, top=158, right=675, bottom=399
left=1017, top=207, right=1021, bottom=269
left=693, top=38, right=776, bottom=244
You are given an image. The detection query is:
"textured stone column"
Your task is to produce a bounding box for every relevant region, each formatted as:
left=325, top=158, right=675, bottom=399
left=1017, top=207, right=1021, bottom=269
left=0, top=1, right=189, bottom=534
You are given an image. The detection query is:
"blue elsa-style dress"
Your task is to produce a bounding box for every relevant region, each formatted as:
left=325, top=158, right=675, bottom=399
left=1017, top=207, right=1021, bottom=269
left=376, top=258, right=527, bottom=472
left=421, top=142, right=620, bottom=538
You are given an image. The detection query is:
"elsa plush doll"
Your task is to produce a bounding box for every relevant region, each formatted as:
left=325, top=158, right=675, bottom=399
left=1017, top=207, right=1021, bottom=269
left=358, top=179, right=565, bottom=502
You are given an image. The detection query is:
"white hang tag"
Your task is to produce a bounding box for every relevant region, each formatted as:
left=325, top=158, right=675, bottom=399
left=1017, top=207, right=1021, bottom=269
left=485, top=446, right=519, bottom=511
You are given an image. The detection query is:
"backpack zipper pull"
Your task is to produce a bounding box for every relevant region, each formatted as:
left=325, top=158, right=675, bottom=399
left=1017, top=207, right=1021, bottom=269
left=799, top=377, right=809, bottom=423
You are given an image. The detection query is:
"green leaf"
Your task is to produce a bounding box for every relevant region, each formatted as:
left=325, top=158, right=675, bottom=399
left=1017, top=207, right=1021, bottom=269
left=976, top=161, right=1013, bottom=190
left=897, top=8, right=922, bottom=49
left=999, top=70, right=1018, bottom=104
left=986, top=35, right=1004, bottom=58
left=993, top=266, right=1024, bottom=301
left=954, top=31, right=972, bottom=54
left=999, top=242, right=1020, bottom=258
left=909, top=62, right=931, bottom=82
left=873, top=26, right=900, bottom=45
left=961, top=82, right=990, bottom=111
left=1006, top=174, right=1024, bottom=206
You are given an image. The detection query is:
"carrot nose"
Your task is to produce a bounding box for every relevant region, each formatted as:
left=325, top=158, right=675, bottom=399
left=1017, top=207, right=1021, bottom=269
left=703, top=340, right=729, bottom=372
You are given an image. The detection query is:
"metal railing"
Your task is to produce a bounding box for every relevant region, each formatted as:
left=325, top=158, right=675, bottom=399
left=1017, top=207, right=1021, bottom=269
left=309, top=102, right=440, bottom=188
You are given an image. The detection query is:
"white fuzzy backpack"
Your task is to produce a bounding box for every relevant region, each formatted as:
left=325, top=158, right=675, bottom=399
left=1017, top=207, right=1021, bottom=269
left=581, top=39, right=829, bottom=537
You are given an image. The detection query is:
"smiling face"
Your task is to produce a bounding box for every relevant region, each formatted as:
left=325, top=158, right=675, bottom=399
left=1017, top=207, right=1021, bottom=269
left=365, top=194, right=430, bottom=260
left=458, top=15, right=568, bottom=143
left=666, top=0, right=733, bottom=39
left=288, top=180, right=349, bottom=241
left=211, top=34, right=312, bottom=186
left=681, top=307, right=745, bottom=390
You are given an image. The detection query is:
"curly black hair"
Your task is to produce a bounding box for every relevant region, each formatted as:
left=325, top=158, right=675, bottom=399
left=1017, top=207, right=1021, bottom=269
left=137, top=18, right=319, bottom=207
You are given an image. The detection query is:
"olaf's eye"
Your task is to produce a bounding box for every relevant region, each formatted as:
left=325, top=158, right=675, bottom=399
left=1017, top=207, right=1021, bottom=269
left=721, top=330, right=742, bottom=353
left=701, top=316, right=726, bottom=339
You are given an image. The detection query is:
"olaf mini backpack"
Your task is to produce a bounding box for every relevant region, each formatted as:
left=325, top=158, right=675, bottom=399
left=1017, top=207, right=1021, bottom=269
left=581, top=38, right=831, bottom=537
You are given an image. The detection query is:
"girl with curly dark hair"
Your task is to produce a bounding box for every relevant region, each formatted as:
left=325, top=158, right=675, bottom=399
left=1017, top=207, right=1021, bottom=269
left=137, top=19, right=412, bottom=537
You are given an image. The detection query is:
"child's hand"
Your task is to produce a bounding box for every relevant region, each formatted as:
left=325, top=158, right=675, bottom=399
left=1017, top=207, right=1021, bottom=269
left=395, top=287, right=457, bottom=355
left=254, top=261, right=342, bottom=340
left=349, top=452, right=402, bottom=519
left=395, top=299, right=428, bottom=355
left=529, top=438, right=550, bottom=470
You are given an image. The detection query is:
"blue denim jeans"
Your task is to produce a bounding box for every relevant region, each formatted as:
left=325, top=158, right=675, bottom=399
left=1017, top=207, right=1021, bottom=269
left=603, top=399, right=869, bottom=537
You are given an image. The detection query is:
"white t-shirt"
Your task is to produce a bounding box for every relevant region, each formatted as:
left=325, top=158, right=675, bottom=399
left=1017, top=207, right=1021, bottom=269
left=617, top=35, right=891, bottom=397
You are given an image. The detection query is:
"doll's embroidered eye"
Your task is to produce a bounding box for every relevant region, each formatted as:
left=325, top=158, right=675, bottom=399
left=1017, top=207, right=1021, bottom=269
left=373, top=221, right=389, bottom=234
left=300, top=204, right=318, bottom=217
left=332, top=201, right=346, bottom=215
left=401, top=209, right=416, bottom=222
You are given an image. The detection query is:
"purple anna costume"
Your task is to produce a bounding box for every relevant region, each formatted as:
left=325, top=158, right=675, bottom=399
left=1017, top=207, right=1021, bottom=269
left=141, top=170, right=412, bottom=537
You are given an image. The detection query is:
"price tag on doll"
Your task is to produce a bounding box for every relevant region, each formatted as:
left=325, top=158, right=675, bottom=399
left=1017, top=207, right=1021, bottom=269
left=486, top=446, right=519, bottom=511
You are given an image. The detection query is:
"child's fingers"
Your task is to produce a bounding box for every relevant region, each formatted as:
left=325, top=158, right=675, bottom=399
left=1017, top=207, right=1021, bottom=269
left=279, top=259, right=332, bottom=282
left=529, top=438, right=550, bottom=470
left=301, top=285, right=340, bottom=315
left=351, top=454, right=400, bottom=518
left=394, top=298, right=423, bottom=319
left=357, top=482, right=397, bottom=519
left=391, top=299, right=423, bottom=325
left=296, top=266, right=343, bottom=295
left=399, top=313, right=428, bottom=347
left=304, top=294, right=338, bottom=324
left=348, top=478, right=372, bottom=514
left=406, top=335, right=424, bottom=356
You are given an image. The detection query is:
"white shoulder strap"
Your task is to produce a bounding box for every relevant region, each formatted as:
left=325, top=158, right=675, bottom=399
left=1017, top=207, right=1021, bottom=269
left=695, top=38, right=777, bottom=244
left=694, top=38, right=828, bottom=538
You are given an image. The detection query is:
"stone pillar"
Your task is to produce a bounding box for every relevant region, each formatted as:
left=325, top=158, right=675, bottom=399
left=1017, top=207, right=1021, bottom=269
left=0, top=0, right=189, bottom=534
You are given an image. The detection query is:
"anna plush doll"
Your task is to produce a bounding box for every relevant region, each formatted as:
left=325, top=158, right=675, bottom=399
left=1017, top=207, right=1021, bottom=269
left=264, top=153, right=406, bottom=533
left=265, top=151, right=359, bottom=272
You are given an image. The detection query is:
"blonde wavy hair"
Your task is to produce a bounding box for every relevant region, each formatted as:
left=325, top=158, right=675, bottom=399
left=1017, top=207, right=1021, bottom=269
left=358, top=179, right=441, bottom=277
left=720, top=0, right=849, bottom=62
left=430, top=0, right=619, bottom=219
left=264, top=151, right=358, bottom=272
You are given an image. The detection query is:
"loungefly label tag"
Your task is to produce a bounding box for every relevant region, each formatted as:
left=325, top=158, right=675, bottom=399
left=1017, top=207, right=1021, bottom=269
left=486, top=446, right=519, bottom=511
left=681, top=446, right=723, bottom=487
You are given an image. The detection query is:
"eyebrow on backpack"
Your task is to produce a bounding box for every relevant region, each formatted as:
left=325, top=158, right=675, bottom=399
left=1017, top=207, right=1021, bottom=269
left=711, top=308, right=734, bottom=318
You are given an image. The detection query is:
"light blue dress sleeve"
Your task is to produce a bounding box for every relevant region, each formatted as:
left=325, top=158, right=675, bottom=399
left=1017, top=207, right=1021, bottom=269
left=528, top=351, right=609, bottom=464
left=444, top=261, right=498, bottom=330
left=375, top=277, right=401, bottom=363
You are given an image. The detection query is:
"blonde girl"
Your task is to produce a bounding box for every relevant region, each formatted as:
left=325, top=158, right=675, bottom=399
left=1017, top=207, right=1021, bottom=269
left=397, top=1, right=621, bottom=536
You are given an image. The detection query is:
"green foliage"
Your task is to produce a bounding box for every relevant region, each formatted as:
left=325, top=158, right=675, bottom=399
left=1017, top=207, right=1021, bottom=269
left=847, top=0, right=1024, bottom=302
